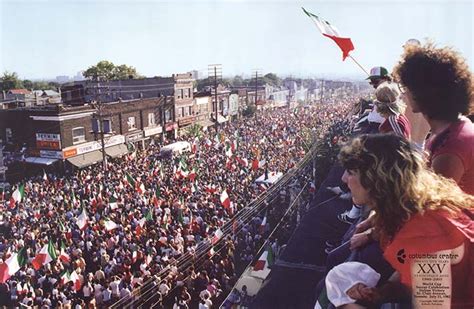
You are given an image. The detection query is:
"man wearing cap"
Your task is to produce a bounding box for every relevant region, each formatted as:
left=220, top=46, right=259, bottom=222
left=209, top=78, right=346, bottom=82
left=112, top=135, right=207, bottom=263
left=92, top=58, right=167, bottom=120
left=366, top=66, right=391, bottom=89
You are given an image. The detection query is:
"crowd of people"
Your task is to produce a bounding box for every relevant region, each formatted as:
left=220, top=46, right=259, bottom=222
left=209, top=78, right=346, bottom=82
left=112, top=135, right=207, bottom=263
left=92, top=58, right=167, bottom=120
left=313, top=41, right=474, bottom=309
left=0, top=99, right=354, bottom=308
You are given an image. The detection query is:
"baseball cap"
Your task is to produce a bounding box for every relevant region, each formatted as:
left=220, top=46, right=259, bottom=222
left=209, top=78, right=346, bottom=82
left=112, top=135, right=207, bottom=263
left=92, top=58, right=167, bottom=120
left=366, top=66, right=389, bottom=80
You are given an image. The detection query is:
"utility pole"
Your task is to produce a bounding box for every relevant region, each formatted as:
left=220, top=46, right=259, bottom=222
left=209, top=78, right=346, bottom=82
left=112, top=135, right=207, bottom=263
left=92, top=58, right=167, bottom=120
left=320, top=79, right=324, bottom=104
left=208, top=64, right=222, bottom=133
left=92, top=79, right=108, bottom=175
left=252, top=69, right=260, bottom=119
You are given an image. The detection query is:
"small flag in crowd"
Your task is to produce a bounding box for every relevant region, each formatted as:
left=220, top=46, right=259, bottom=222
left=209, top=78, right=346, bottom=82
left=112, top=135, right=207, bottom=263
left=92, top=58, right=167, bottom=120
left=220, top=189, right=231, bottom=209
left=109, top=193, right=118, bottom=209
left=0, top=248, right=27, bottom=283
left=302, top=7, right=354, bottom=61
left=104, top=218, right=119, bottom=231
left=76, top=208, right=89, bottom=231
left=9, top=184, right=25, bottom=209
left=32, top=240, right=57, bottom=270
left=59, top=241, right=71, bottom=263
left=253, top=246, right=274, bottom=271
left=211, top=228, right=224, bottom=245
left=260, top=214, right=267, bottom=234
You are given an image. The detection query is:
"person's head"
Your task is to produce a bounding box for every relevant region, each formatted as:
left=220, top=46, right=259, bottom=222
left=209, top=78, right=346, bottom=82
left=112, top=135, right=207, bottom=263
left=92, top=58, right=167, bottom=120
left=393, top=41, right=473, bottom=121
left=367, top=67, right=391, bottom=89
left=339, top=134, right=473, bottom=241
left=373, top=81, right=406, bottom=117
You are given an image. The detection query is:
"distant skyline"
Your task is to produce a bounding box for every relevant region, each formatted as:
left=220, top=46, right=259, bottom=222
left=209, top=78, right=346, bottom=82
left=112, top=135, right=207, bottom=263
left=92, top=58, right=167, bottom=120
left=1, top=0, right=473, bottom=81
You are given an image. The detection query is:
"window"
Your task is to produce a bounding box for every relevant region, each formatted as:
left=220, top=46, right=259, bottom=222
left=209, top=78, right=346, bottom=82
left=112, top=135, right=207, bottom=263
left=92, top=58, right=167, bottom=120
left=127, top=116, right=136, bottom=130
left=188, top=106, right=192, bottom=115
left=72, top=127, right=85, bottom=144
left=165, top=110, right=172, bottom=122
left=181, top=107, right=185, bottom=117
left=181, top=89, right=184, bottom=98
left=148, top=113, right=156, bottom=127
left=188, top=88, right=191, bottom=98
left=5, top=128, right=12, bottom=143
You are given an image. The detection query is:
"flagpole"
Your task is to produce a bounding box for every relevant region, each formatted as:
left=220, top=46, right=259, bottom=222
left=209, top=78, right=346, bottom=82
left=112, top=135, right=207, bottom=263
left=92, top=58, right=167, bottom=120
left=348, top=55, right=370, bottom=77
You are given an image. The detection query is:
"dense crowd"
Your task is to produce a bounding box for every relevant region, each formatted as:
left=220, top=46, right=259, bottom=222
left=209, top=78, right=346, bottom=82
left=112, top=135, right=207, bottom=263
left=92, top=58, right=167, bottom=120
left=0, top=100, right=354, bottom=308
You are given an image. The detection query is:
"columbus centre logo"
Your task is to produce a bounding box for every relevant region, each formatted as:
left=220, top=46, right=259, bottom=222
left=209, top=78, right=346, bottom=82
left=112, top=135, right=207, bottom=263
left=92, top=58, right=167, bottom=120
left=397, top=249, right=407, bottom=264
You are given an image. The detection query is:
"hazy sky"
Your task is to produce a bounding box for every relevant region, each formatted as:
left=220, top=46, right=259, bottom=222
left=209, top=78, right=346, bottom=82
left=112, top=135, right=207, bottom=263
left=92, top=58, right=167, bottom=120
left=1, top=0, right=472, bottom=80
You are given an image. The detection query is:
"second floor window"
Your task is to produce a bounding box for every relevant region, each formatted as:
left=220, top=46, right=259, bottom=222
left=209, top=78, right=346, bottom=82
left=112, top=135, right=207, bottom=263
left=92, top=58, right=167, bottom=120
left=72, top=127, right=85, bottom=144
left=127, top=117, right=136, bottom=130
left=148, top=113, right=155, bottom=126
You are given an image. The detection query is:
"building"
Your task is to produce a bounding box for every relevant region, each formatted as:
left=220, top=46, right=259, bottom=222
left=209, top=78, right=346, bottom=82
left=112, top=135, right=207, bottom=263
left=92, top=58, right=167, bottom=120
left=0, top=96, right=172, bottom=173
left=32, top=90, right=62, bottom=105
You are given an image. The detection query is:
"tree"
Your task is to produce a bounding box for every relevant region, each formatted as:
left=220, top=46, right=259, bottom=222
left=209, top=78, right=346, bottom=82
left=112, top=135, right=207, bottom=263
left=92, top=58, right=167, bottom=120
left=231, top=75, right=244, bottom=87
left=23, top=79, right=33, bottom=90
left=83, top=61, right=142, bottom=81
left=186, top=123, right=203, bottom=138
left=113, top=64, right=141, bottom=80
left=1, top=71, right=23, bottom=91
left=263, top=73, right=282, bottom=87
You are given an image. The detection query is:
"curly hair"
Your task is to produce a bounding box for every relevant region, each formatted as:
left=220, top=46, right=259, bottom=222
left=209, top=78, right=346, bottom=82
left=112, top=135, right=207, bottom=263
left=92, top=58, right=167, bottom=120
left=338, top=134, right=474, bottom=243
left=392, top=41, right=473, bottom=121
left=374, top=81, right=406, bottom=117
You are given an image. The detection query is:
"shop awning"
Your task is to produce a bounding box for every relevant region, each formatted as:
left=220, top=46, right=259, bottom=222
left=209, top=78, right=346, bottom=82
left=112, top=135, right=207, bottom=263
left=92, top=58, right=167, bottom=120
left=217, top=115, right=228, bottom=123
left=198, top=120, right=216, bottom=128
left=67, top=150, right=103, bottom=168
left=24, top=157, right=58, bottom=166
left=105, top=144, right=129, bottom=158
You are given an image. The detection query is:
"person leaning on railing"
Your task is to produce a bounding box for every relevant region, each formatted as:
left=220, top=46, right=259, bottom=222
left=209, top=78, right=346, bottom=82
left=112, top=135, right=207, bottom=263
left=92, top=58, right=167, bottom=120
left=335, top=134, right=473, bottom=308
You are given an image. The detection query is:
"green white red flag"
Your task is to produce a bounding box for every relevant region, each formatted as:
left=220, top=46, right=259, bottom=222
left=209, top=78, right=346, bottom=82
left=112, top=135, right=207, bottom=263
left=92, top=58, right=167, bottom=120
left=32, top=241, right=57, bottom=270
left=0, top=248, right=27, bottom=283
left=302, top=7, right=354, bottom=61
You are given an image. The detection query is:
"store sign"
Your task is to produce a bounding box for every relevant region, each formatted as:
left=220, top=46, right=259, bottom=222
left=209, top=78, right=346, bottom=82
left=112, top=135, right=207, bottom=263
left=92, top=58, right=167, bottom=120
left=165, top=122, right=178, bottom=132
left=36, top=133, right=60, bottom=141
left=144, top=126, right=163, bottom=137
left=40, top=150, right=64, bottom=159
left=178, top=116, right=195, bottom=127
left=126, top=131, right=144, bottom=142
left=36, top=133, right=61, bottom=150
left=62, top=135, right=125, bottom=159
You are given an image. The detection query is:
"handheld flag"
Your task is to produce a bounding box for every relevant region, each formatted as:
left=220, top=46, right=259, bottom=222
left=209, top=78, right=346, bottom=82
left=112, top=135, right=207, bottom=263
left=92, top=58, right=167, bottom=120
left=302, top=7, right=354, bottom=61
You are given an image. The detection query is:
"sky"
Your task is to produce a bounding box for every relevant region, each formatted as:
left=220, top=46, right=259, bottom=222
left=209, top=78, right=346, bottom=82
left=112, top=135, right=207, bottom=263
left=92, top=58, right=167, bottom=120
left=0, top=0, right=473, bottom=80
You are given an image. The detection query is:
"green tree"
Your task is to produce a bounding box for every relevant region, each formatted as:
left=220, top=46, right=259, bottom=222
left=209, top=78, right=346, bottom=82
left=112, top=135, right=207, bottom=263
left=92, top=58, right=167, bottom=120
left=23, top=79, right=33, bottom=90
left=1, top=71, right=24, bottom=91
left=83, top=61, right=142, bottom=81
left=263, top=73, right=282, bottom=87
left=113, top=64, right=141, bottom=80
left=231, top=75, right=244, bottom=87
left=185, top=123, right=203, bottom=138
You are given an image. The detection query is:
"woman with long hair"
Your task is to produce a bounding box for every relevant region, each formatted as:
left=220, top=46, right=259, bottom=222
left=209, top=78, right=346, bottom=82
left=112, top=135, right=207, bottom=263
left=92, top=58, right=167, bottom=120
left=334, top=133, right=473, bottom=308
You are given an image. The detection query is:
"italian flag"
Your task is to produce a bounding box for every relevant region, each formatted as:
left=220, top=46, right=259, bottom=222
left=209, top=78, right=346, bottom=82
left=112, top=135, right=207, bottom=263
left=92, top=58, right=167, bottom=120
left=225, top=143, right=233, bottom=157
left=253, top=246, right=274, bottom=271
left=302, top=7, right=354, bottom=61
left=9, top=184, right=25, bottom=209
left=260, top=215, right=267, bottom=234
left=61, top=270, right=81, bottom=291
left=32, top=241, right=57, bottom=270
left=125, top=173, right=136, bottom=188
left=211, top=228, right=223, bottom=245
left=109, top=193, right=118, bottom=210
left=59, top=241, right=71, bottom=263
left=188, top=167, right=198, bottom=182
left=220, top=189, right=231, bottom=209
left=0, top=248, right=27, bottom=283
left=136, top=210, right=153, bottom=235
left=104, top=218, right=119, bottom=231
left=136, top=182, right=146, bottom=195
left=76, top=208, right=89, bottom=231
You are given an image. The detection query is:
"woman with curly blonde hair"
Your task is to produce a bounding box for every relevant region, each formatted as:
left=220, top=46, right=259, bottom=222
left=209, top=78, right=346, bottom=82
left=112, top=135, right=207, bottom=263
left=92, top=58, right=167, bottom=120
left=374, top=81, right=411, bottom=139
left=336, top=133, right=473, bottom=308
